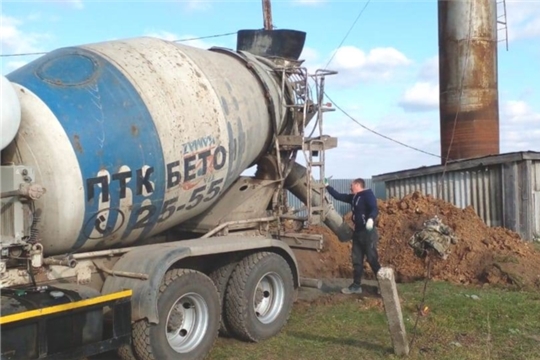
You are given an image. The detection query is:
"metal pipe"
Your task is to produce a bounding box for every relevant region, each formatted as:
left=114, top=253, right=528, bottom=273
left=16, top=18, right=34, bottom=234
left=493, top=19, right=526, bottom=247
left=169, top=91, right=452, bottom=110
left=262, top=0, right=273, bottom=30
left=72, top=247, right=135, bottom=260
left=43, top=257, right=77, bottom=268
left=93, top=261, right=149, bottom=280
left=201, top=217, right=277, bottom=238
left=438, top=0, right=499, bottom=163
left=300, top=277, right=322, bottom=289
left=285, top=162, right=353, bottom=242
left=71, top=216, right=277, bottom=259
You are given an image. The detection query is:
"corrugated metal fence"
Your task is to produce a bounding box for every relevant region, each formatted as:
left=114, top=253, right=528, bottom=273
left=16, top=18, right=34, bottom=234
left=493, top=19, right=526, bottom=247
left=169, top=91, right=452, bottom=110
left=374, top=153, right=540, bottom=240
left=384, top=166, right=503, bottom=227
left=286, top=178, right=377, bottom=217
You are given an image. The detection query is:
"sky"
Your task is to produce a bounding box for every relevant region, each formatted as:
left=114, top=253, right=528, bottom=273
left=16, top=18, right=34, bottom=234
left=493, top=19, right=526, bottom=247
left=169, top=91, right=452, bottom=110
left=1, top=0, right=539, bottom=179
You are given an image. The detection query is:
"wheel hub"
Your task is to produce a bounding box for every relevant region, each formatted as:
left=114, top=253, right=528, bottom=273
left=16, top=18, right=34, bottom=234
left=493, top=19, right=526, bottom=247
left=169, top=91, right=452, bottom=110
left=165, top=293, right=209, bottom=353
left=253, top=272, right=285, bottom=324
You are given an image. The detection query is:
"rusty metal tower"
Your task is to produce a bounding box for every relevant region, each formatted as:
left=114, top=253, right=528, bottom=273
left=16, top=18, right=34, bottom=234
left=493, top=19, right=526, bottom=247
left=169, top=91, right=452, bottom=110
left=438, top=0, right=500, bottom=164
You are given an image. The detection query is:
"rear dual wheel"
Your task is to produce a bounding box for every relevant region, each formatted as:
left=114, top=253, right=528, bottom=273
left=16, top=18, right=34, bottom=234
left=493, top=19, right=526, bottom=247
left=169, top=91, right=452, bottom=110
left=121, top=269, right=220, bottom=360
left=118, top=252, right=295, bottom=360
left=225, top=252, right=295, bottom=342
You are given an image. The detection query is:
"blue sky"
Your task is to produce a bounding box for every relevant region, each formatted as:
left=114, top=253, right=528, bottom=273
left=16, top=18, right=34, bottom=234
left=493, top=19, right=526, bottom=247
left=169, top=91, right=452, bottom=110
left=2, top=0, right=539, bottom=179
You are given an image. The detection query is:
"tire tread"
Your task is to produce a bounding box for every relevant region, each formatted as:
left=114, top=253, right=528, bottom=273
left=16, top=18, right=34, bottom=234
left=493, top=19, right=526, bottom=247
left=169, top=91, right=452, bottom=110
left=132, top=269, right=217, bottom=360
left=225, top=252, right=293, bottom=342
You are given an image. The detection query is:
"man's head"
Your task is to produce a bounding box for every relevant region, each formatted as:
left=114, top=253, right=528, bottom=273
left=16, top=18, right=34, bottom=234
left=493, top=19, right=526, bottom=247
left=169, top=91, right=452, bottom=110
left=350, top=178, right=365, bottom=194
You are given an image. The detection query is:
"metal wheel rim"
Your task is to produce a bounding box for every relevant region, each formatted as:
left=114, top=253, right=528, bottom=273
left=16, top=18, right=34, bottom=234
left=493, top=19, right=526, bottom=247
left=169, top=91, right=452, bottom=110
left=253, top=271, right=285, bottom=324
left=165, top=292, right=209, bottom=353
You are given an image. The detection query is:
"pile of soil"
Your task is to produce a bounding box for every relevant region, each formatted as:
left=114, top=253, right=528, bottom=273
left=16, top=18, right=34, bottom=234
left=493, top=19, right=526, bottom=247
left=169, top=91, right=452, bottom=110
left=293, top=191, right=540, bottom=289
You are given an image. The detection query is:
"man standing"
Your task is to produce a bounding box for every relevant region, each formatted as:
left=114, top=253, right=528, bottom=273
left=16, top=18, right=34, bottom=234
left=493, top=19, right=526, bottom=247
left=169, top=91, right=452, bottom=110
left=325, top=178, right=381, bottom=294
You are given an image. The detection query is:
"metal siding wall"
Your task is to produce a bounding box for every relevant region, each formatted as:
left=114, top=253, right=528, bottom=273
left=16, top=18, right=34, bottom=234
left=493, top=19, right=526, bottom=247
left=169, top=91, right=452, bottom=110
left=520, top=160, right=535, bottom=240
left=384, top=166, right=503, bottom=227
left=373, top=180, right=387, bottom=199
left=532, top=161, right=540, bottom=237
left=286, top=178, right=375, bottom=217
left=533, top=161, right=540, bottom=192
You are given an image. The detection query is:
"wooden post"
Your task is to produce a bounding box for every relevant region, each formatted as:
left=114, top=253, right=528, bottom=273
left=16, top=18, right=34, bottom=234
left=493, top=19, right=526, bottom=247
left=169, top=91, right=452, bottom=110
left=262, top=0, right=273, bottom=30
left=377, top=267, right=410, bottom=357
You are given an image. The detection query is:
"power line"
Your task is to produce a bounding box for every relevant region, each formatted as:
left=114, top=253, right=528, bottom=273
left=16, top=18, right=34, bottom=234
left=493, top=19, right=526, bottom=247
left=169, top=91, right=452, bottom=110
left=325, top=93, right=442, bottom=159
left=0, top=31, right=237, bottom=58
left=320, top=0, right=444, bottom=160
left=1, top=51, right=46, bottom=58
left=324, top=0, right=371, bottom=70
left=172, top=31, right=237, bottom=43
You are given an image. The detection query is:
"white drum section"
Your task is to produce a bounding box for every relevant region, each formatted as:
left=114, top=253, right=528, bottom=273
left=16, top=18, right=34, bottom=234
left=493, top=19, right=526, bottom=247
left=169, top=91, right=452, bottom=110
left=1, top=75, right=22, bottom=150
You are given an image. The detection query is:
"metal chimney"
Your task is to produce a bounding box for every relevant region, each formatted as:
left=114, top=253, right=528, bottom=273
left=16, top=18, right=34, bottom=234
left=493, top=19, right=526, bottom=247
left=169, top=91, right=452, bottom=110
left=438, top=0, right=500, bottom=164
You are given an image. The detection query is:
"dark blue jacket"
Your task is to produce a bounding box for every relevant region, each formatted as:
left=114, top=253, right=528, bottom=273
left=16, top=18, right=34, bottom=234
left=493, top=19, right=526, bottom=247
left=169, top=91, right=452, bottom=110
left=326, top=186, right=378, bottom=232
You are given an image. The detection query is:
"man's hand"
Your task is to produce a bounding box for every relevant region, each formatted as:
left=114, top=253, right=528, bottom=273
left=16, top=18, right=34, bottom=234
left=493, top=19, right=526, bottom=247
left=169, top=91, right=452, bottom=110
left=366, top=218, right=374, bottom=231
left=323, top=177, right=330, bottom=187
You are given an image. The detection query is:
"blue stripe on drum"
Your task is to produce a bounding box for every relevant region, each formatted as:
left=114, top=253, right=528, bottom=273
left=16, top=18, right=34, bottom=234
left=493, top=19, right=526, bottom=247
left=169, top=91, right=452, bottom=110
left=7, top=47, right=166, bottom=249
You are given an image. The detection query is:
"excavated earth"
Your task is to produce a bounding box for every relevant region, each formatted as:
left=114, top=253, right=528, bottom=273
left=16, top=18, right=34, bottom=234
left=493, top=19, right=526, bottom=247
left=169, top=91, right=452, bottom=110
left=293, top=191, right=540, bottom=290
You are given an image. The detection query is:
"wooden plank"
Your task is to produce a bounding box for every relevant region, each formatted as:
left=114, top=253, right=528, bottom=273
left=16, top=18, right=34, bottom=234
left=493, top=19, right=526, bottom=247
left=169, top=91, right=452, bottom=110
left=280, top=233, right=323, bottom=251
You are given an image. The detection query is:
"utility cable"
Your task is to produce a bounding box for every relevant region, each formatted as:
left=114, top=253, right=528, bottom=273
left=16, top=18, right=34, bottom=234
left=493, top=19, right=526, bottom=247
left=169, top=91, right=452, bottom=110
left=324, top=0, right=372, bottom=70
left=320, top=0, right=472, bottom=353
left=320, top=0, right=441, bottom=160
left=172, top=31, right=237, bottom=43
left=0, top=31, right=237, bottom=57
left=325, top=93, right=443, bottom=159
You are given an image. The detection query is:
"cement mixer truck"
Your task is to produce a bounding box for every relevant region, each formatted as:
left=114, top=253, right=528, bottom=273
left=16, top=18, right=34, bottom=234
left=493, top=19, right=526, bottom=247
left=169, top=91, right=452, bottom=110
left=0, top=30, right=352, bottom=360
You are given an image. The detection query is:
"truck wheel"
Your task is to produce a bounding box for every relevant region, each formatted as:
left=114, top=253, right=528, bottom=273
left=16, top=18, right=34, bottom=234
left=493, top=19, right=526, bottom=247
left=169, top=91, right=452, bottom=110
left=132, top=269, right=220, bottom=360
left=209, top=261, right=238, bottom=337
left=225, top=252, right=294, bottom=342
left=117, top=344, right=138, bottom=360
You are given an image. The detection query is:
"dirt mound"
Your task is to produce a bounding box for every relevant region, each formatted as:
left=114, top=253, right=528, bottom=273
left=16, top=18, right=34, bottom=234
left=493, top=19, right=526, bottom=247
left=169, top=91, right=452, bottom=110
left=294, top=191, right=540, bottom=290
left=293, top=225, right=353, bottom=279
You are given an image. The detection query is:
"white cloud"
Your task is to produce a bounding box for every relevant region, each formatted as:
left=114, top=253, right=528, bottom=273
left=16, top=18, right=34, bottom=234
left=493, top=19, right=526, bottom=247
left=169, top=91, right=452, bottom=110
left=418, top=55, right=438, bottom=82
left=318, top=105, right=441, bottom=177
left=398, top=82, right=439, bottom=112
left=506, top=1, right=540, bottom=41
left=5, top=60, right=30, bottom=72
left=299, top=46, right=319, bottom=64
left=0, top=14, right=49, bottom=53
left=398, top=56, right=439, bottom=112
left=501, top=100, right=540, bottom=152
left=1, top=14, right=50, bottom=74
left=319, top=46, right=411, bottom=87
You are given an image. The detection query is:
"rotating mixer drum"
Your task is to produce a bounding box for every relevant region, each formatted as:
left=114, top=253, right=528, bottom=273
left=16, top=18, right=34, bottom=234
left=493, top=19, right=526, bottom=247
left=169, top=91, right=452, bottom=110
left=3, top=37, right=289, bottom=255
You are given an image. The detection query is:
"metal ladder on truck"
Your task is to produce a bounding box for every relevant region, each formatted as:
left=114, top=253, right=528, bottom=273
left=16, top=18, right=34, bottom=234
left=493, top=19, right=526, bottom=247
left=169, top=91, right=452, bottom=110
left=277, top=64, right=338, bottom=226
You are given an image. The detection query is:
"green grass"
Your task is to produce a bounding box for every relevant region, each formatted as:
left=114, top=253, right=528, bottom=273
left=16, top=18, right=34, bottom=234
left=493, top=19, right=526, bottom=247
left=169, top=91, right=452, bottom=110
left=208, top=282, right=540, bottom=360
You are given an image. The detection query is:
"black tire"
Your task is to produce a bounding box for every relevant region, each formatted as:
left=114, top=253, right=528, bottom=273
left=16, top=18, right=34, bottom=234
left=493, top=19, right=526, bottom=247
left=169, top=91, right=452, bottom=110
left=132, top=269, right=220, bottom=360
left=117, top=344, right=138, bottom=360
left=224, top=252, right=295, bottom=342
left=209, top=261, right=238, bottom=337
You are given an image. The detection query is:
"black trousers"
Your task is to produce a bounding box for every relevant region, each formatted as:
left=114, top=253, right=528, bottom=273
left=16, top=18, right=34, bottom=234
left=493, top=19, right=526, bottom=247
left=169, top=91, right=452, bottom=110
left=352, top=228, right=381, bottom=285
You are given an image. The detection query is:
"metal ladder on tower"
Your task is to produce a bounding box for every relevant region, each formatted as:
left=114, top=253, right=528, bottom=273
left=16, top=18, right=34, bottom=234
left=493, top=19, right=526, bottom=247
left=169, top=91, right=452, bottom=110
left=276, top=64, right=338, bottom=226
left=303, top=69, right=338, bottom=225
left=497, top=0, right=509, bottom=51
